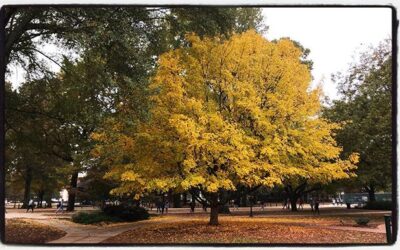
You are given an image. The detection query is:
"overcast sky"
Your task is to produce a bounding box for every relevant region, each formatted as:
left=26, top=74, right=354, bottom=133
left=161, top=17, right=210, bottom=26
left=9, top=7, right=392, bottom=101
left=262, top=7, right=392, bottom=100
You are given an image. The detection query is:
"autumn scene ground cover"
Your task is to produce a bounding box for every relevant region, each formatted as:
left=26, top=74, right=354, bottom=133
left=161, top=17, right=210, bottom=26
left=103, top=215, right=387, bottom=244
left=5, top=218, right=67, bottom=244
left=4, top=206, right=389, bottom=244
left=3, top=6, right=393, bottom=246
left=103, top=217, right=386, bottom=244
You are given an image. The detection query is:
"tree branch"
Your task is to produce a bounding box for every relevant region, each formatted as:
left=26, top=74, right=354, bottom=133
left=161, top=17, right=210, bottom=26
left=5, top=9, right=41, bottom=63
left=30, top=47, right=66, bottom=71
left=4, top=7, right=17, bottom=27
left=6, top=107, right=65, bottom=123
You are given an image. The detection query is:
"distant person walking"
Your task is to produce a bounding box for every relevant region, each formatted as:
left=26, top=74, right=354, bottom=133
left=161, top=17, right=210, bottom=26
left=233, top=200, right=239, bottom=210
left=156, top=200, right=161, bottom=213
left=190, top=201, right=195, bottom=213
left=314, top=199, right=320, bottom=215
left=26, top=199, right=34, bottom=213
left=165, top=201, right=169, bottom=214
left=202, top=203, right=207, bottom=212
left=282, top=199, right=287, bottom=210
left=298, top=198, right=304, bottom=210
left=260, top=201, right=265, bottom=210
left=161, top=201, right=165, bottom=214
left=55, top=199, right=64, bottom=214
left=309, top=198, right=314, bottom=212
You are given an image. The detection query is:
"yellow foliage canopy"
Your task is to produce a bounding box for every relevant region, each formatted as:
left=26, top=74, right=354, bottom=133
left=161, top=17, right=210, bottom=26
left=93, top=30, right=357, bottom=198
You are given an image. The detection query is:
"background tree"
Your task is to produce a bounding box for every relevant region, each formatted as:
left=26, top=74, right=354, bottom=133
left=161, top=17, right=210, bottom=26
left=5, top=80, right=69, bottom=208
left=5, top=53, right=117, bottom=210
left=323, top=41, right=392, bottom=201
left=4, top=7, right=265, bottom=71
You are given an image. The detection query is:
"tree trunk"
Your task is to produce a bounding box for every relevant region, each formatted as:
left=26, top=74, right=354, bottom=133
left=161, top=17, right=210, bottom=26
left=183, top=192, right=187, bottom=205
left=67, top=171, right=79, bottom=211
left=172, top=193, right=181, bottom=208
left=209, top=193, right=219, bottom=226
left=191, top=194, right=196, bottom=203
left=240, top=194, right=247, bottom=207
left=290, top=196, right=298, bottom=212
left=367, top=187, right=376, bottom=202
left=37, top=191, right=44, bottom=208
left=22, top=166, right=32, bottom=209
left=45, top=197, right=52, bottom=208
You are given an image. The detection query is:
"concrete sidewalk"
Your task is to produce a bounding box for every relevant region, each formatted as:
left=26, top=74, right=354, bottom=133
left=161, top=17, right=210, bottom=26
left=46, top=217, right=185, bottom=244
left=325, top=224, right=386, bottom=234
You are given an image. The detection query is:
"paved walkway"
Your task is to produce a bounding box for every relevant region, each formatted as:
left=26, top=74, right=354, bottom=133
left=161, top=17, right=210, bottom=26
left=325, top=223, right=386, bottom=234
left=6, top=209, right=186, bottom=244
left=47, top=220, right=152, bottom=244
left=47, top=216, right=189, bottom=244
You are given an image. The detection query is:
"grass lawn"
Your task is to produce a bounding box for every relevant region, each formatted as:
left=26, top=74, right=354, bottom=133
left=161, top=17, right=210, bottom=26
left=5, top=219, right=66, bottom=244
left=103, top=214, right=387, bottom=244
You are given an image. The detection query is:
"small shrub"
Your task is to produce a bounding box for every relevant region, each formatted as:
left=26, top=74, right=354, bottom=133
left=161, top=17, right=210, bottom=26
left=354, top=217, right=370, bottom=226
left=72, top=212, right=121, bottom=224
left=103, top=205, right=150, bottom=222
left=364, top=201, right=392, bottom=210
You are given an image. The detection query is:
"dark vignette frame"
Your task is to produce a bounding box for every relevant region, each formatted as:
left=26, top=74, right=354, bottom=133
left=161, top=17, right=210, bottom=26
left=0, top=3, right=397, bottom=247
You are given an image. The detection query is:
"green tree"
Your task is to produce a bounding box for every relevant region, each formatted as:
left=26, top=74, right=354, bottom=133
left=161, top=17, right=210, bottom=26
left=3, top=6, right=264, bottom=70
left=5, top=80, right=68, bottom=208
left=323, top=41, right=392, bottom=201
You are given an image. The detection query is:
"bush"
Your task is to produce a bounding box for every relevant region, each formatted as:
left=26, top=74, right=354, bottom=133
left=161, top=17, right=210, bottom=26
left=102, top=205, right=150, bottom=222
left=354, top=217, right=370, bottom=226
left=364, top=201, right=392, bottom=210
left=72, top=211, right=121, bottom=224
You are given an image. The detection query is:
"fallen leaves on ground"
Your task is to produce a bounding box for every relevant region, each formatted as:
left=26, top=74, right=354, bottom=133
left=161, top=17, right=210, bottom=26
left=5, top=219, right=66, bottom=244
left=103, top=215, right=386, bottom=244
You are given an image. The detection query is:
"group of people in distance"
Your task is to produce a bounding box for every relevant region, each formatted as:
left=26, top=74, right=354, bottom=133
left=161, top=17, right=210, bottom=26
left=282, top=198, right=320, bottom=214
left=332, top=197, right=343, bottom=206
left=155, top=200, right=169, bottom=214
left=25, top=198, right=65, bottom=213
left=189, top=201, right=208, bottom=213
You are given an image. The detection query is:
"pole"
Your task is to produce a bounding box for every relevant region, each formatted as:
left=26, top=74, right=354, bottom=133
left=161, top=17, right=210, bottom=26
left=384, top=215, right=392, bottom=244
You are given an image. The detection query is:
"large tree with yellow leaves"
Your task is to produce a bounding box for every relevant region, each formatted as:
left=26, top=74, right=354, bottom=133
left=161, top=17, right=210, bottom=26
left=93, top=30, right=357, bottom=224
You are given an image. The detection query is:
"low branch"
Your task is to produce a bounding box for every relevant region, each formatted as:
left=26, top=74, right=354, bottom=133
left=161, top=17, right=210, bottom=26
left=189, top=190, right=209, bottom=206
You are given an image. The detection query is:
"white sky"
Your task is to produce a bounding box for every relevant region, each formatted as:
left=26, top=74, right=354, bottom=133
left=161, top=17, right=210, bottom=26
left=262, top=7, right=392, bottom=100
left=8, top=7, right=392, bottom=101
